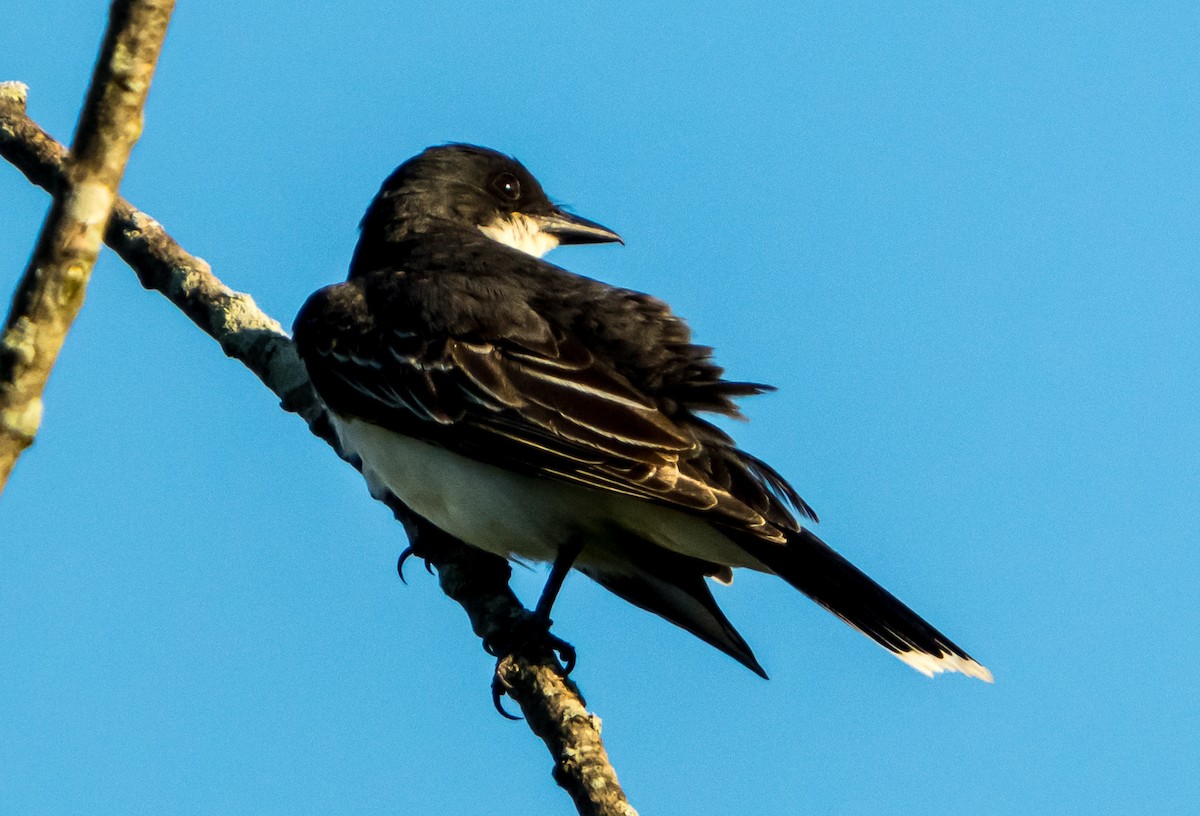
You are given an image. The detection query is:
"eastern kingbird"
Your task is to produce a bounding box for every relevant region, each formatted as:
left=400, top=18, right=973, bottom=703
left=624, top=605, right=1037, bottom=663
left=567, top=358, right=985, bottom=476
left=293, top=143, right=991, bottom=683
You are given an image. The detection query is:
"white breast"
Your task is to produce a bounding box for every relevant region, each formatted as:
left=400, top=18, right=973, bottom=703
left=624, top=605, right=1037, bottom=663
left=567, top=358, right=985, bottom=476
left=331, top=415, right=760, bottom=571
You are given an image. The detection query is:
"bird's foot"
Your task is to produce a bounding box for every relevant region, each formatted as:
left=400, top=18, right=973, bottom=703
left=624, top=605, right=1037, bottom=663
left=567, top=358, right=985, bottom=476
left=483, top=613, right=577, bottom=674
left=483, top=613, right=577, bottom=719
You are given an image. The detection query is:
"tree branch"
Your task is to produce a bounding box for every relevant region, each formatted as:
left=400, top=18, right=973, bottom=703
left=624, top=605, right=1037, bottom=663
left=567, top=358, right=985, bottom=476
left=0, top=0, right=175, bottom=493
left=0, top=83, right=638, bottom=816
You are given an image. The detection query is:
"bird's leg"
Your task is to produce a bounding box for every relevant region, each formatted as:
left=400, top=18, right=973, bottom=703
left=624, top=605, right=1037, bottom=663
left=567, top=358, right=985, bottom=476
left=487, top=539, right=584, bottom=718
left=535, top=536, right=583, bottom=622
left=526, top=537, right=581, bottom=674
left=484, top=538, right=582, bottom=677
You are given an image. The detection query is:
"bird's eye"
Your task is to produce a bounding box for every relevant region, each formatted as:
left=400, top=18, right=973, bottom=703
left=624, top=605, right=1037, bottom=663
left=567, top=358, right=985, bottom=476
left=492, top=172, right=521, bottom=201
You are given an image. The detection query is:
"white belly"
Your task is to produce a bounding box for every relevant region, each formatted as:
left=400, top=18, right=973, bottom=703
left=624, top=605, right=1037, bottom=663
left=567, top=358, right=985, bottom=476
left=332, top=416, right=758, bottom=571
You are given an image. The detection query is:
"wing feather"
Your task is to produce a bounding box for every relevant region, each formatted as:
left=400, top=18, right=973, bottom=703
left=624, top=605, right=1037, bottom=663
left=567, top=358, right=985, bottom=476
left=295, top=275, right=814, bottom=536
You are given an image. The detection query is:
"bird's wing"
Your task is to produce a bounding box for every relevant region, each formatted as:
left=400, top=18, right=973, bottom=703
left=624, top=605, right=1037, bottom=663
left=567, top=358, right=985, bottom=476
left=296, top=281, right=805, bottom=538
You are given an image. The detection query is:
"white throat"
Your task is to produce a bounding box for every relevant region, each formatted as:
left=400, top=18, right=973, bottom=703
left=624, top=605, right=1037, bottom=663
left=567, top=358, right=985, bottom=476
left=479, top=213, right=561, bottom=258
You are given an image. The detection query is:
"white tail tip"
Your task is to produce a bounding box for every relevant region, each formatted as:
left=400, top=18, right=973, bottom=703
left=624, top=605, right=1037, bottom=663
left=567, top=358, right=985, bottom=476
left=896, top=649, right=994, bottom=683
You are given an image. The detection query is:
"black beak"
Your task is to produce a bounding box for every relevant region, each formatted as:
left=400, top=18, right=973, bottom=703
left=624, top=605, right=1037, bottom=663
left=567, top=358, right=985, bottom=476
left=535, top=208, right=623, bottom=246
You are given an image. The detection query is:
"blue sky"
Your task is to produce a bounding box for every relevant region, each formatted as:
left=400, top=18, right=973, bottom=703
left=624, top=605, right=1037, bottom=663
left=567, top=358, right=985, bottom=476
left=2, top=2, right=1197, bottom=814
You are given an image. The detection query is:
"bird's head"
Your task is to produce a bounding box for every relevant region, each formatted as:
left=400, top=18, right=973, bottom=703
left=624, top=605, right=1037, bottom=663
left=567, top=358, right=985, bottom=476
left=358, top=144, right=622, bottom=259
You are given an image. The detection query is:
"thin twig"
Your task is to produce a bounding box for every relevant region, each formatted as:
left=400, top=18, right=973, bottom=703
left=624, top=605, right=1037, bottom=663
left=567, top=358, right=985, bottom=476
left=0, top=0, right=175, bottom=493
left=0, top=84, right=638, bottom=816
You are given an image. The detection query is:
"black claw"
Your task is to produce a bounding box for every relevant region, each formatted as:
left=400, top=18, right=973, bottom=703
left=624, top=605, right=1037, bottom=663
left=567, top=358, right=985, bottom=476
left=396, top=547, right=414, bottom=584
left=491, top=671, right=523, bottom=720
left=396, top=547, right=434, bottom=584
left=553, top=637, right=577, bottom=676
left=481, top=631, right=503, bottom=659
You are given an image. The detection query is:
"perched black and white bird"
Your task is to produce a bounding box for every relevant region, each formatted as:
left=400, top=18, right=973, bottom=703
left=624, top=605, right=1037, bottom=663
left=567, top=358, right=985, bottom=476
left=293, top=144, right=991, bottom=683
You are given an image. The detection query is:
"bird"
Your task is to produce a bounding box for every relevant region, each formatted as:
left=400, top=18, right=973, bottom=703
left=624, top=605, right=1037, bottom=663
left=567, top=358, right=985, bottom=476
left=292, top=143, right=992, bottom=684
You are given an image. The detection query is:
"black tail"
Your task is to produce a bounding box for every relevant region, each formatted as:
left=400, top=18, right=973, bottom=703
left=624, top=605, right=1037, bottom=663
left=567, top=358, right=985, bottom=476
left=580, top=540, right=767, bottom=678
left=738, top=528, right=992, bottom=681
